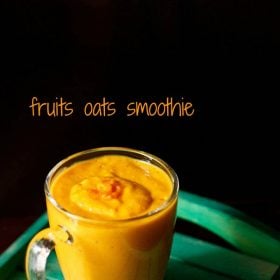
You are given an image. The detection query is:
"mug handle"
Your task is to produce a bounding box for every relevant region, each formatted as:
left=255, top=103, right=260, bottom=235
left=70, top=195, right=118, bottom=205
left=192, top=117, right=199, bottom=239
left=25, top=226, right=72, bottom=280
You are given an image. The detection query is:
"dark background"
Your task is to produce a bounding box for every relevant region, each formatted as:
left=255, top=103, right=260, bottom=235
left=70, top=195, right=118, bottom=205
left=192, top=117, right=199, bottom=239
left=1, top=0, right=279, bottom=252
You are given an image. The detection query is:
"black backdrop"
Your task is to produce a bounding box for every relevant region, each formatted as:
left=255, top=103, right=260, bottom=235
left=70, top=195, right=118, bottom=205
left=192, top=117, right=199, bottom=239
left=1, top=0, right=279, bottom=251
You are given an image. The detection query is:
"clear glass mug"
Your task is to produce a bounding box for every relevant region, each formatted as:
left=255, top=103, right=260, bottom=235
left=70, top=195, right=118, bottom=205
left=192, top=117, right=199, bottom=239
left=25, top=147, right=179, bottom=280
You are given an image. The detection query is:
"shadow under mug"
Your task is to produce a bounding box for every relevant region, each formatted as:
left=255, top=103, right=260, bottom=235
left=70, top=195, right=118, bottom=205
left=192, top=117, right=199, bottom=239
left=25, top=147, right=179, bottom=280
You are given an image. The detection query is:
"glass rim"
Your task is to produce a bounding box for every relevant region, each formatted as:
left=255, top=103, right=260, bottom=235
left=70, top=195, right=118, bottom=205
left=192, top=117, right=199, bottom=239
left=44, top=146, right=179, bottom=224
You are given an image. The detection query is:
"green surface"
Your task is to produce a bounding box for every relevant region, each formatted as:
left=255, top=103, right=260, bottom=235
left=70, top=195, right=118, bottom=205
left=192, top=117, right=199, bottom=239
left=1, top=190, right=280, bottom=279
left=177, top=191, right=280, bottom=264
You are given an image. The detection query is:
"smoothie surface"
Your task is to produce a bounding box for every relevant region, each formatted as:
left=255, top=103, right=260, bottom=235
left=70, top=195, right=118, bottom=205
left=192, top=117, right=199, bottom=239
left=50, top=155, right=173, bottom=220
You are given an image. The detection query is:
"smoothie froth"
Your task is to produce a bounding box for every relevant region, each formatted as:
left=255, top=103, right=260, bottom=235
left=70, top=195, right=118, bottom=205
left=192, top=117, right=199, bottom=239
left=51, top=155, right=173, bottom=220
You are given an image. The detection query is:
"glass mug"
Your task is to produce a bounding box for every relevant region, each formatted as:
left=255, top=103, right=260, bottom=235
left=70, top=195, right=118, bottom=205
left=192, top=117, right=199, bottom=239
left=25, top=147, right=179, bottom=280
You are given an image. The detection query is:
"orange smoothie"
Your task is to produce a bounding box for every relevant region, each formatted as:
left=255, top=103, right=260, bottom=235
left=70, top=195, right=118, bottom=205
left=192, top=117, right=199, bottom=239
left=43, top=149, right=178, bottom=280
